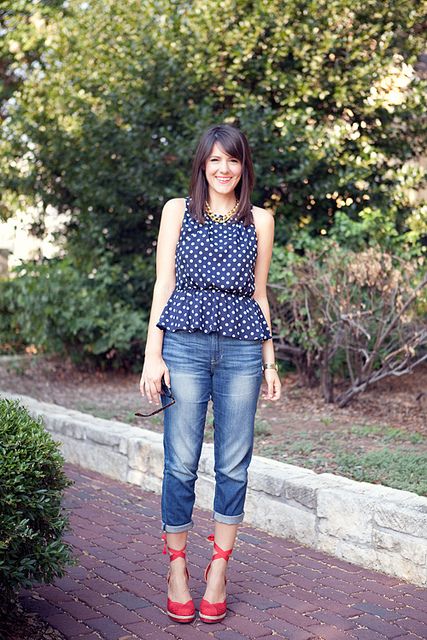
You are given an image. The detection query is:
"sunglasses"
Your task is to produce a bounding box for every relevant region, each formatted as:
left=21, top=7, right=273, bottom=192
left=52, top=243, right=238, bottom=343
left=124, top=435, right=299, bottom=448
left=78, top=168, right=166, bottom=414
left=135, top=378, right=175, bottom=418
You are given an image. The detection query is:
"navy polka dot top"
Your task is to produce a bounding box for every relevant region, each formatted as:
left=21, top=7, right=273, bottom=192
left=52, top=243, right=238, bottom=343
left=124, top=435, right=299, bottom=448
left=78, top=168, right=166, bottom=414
left=156, top=197, right=272, bottom=341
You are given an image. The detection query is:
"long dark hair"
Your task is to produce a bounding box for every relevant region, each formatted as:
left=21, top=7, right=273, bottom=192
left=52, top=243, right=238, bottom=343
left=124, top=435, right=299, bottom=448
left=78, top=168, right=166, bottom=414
left=189, top=124, right=255, bottom=226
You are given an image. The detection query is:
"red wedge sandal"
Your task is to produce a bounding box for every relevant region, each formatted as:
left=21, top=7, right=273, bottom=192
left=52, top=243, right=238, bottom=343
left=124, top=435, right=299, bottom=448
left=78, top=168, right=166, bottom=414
left=199, top=534, right=233, bottom=623
left=162, top=533, right=196, bottom=623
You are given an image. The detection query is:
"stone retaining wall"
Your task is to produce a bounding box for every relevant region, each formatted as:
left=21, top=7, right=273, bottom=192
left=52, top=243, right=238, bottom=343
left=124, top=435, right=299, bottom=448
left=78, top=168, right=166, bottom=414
left=3, top=391, right=427, bottom=586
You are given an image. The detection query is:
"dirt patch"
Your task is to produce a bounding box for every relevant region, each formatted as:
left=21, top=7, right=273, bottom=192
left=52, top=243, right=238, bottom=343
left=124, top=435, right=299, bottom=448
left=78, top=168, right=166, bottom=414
left=1, top=354, right=426, bottom=493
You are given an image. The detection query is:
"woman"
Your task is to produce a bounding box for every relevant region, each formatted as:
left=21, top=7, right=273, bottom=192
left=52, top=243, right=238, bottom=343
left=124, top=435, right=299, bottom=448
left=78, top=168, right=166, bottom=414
left=139, top=124, right=281, bottom=624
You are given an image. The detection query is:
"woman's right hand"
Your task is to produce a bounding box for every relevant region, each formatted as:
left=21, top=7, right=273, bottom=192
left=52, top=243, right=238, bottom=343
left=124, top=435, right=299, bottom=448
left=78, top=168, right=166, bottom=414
left=139, top=355, right=171, bottom=406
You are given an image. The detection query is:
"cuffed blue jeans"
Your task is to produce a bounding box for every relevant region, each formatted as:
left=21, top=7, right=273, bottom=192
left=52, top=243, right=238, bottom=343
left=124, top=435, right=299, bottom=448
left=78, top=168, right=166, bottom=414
left=160, top=329, right=263, bottom=533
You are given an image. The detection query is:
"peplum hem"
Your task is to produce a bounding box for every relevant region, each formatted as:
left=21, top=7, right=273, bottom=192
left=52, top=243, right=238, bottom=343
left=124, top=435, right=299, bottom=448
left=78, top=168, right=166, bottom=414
left=156, top=289, right=272, bottom=341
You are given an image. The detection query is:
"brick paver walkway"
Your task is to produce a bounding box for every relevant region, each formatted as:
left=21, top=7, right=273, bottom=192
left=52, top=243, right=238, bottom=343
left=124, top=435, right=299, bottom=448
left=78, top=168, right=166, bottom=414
left=21, top=465, right=427, bottom=640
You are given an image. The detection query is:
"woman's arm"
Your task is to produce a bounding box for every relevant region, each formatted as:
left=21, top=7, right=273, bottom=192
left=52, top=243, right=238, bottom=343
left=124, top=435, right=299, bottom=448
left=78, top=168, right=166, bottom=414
left=140, top=198, right=186, bottom=404
left=252, top=207, right=281, bottom=401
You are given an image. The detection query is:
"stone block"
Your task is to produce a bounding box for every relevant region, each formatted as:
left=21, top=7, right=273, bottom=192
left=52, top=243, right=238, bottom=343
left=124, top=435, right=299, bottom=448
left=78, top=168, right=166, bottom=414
left=320, top=472, right=367, bottom=490
left=373, top=548, right=427, bottom=587
left=46, top=415, right=87, bottom=440
left=51, top=433, right=127, bottom=482
left=127, top=469, right=144, bottom=487
left=248, top=466, right=287, bottom=497
left=372, top=529, right=427, bottom=566
left=85, top=424, right=123, bottom=447
left=127, top=469, right=162, bottom=494
left=198, top=444, right=215, bottom=476
left=248, top=457, right=314, bottom=498
left=317, top=488, right=374, bottom=545
left=128, top=439, right=154, bottom=473
left=119, top=429, right=162, bottom=455
left=147, top=447, right=164, bottom=479
left=143, top=475, right=163, bottom=494
left=282, top=475, right=324, bottom=509
left=195, top=475, right=215, bottom=511
left=245, top=489, right=317, bottom=545
left=317, top=533, right=377, bottom=568
left=374, top=503, right=427, bottom=538
left=126, top=435, right=164, bottom=479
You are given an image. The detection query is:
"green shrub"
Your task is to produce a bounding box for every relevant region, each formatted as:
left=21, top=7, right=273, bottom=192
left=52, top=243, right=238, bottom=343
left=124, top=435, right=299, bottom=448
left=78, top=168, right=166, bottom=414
left=0, top=253, right=150, bottom=369
left=0, top=398, right=73, bottom=607
left=0, top=278, right=28, bottom=355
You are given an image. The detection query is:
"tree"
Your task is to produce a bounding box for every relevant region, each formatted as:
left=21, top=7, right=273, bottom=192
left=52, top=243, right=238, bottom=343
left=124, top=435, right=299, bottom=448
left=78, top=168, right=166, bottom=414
left=1, top=0, right=426, bottom=254
left=0, top=0, right=426, bottom=365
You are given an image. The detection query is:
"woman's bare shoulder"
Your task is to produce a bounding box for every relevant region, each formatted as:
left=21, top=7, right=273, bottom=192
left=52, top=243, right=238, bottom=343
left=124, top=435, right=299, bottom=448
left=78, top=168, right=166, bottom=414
left=160, top=197, right=186, bottom=228
left=252, top=205, right=274, bottom=231
left=163, top=197, right=187, bottom=214
left=252, top=204, right=273, bottom=216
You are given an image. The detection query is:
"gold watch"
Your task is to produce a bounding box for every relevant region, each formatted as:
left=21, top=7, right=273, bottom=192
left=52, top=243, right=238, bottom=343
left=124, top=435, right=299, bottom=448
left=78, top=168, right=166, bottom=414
left=262, top=363, right=278, bottom=371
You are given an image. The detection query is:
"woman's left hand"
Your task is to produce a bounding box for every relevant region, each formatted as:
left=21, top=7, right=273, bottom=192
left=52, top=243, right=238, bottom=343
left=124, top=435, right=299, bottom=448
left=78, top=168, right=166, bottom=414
left=262, top=369, right=281, bottom=401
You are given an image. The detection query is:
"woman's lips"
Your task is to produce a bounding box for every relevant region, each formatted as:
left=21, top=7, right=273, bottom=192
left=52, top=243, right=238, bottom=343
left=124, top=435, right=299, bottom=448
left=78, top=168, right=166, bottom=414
left=216, top=176, right=232, bottom=183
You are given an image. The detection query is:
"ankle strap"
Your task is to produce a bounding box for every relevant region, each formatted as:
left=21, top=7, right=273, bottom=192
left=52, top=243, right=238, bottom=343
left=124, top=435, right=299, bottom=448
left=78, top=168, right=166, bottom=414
left=162, top=533, right=187, bottom=561
left=207, top=534, right=233, bottom=562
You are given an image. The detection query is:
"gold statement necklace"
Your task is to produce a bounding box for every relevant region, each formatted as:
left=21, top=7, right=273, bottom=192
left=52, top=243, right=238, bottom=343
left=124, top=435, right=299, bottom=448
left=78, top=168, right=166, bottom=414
left=205, top=199, right=239, bottom=223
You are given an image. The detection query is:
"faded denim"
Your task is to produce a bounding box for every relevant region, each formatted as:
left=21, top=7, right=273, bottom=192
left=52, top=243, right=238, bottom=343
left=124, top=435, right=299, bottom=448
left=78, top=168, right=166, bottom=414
left=160, top=329, right=263, bottom=533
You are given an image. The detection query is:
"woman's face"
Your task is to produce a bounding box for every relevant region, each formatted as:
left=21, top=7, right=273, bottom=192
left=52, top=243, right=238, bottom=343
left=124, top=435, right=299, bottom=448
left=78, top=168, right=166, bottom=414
left=204, top=142, right=242, bottom=197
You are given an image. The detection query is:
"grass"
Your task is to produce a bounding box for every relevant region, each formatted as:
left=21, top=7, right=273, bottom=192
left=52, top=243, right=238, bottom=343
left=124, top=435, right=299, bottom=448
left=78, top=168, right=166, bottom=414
left=203, top=416, right=272, bottom=443
left=255, top=422, right=427, bottom=496
left=76, top=404, right=118, bottom=421
left=334, top=448, right=427, bottom=496
left=320, top=416, right=334, bottom=427
left=123, top=411, right=138, bottom=424
left=288, top=439, right=317, bottom=455
left=254, top=419, right=272, bottom=438
left=349, top=423, right=424, bottom=444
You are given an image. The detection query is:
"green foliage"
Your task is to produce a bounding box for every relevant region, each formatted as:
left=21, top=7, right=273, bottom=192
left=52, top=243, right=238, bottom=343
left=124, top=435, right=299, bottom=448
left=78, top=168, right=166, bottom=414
left=1, top=0, right=426, bottom=250
left=334, top=448, right=427, bottom=495
left=0, top=1, right=67, bottom=219
left=0, top=397, right=73, bottom=606
left=1, top=0, right=426, bottom=364
left=0, top=1, right=66, bottom=104
left=0, top=278, right=26, bottom=355
left=0, top=253, right=151, bottom=368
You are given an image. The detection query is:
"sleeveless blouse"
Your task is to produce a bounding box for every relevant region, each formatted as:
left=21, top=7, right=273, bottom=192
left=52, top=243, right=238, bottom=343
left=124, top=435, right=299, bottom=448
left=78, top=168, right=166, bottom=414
left=156, top=197, right=272, bottom=341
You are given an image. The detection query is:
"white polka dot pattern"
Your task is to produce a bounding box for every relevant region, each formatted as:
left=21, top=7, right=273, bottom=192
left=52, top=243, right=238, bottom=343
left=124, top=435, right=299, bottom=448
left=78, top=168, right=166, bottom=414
left=156, top=197, right=272, bottom=341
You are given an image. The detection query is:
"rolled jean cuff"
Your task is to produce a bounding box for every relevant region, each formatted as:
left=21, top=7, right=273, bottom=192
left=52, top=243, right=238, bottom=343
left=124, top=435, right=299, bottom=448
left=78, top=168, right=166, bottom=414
left=162, top=520, right=194, bottom=533
left=213, top=511, right=244, bottom=525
